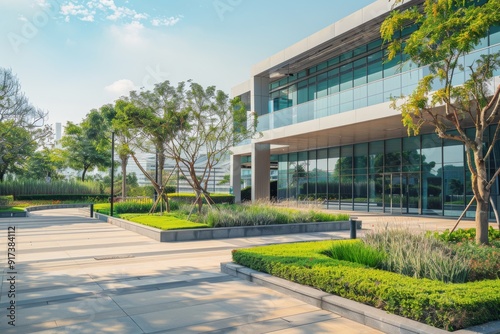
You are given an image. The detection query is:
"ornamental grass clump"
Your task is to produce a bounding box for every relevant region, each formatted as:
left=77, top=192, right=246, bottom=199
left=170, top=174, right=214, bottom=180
left=205, top=203, right=347, bottom=227
left=323, top=240, right=386, bottom=268
left=363, top=227, right=470, bottom=283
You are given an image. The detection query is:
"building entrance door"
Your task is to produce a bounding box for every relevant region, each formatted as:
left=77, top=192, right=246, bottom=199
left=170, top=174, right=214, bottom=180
left=383, top=173, right=420, bottom=214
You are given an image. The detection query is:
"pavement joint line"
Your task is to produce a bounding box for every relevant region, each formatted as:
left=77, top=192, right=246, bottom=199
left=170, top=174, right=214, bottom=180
left=1, top=275, right=235, bottom=310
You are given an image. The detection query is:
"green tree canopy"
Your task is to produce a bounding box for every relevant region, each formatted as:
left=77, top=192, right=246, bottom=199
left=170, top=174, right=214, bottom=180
left=382, top=0, right=500, bottom=243
left=60, top=109, right=111, bottom=181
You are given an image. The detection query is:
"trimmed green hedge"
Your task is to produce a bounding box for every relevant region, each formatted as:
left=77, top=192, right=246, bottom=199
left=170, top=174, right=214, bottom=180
left=14, top=194, right=109, bottom=202
left=168, top=193, right=234, bottom=204
left=232, top=241, right=500, bottom=331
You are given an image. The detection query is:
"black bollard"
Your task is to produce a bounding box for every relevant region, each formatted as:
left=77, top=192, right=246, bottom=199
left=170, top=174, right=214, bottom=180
left=90, top=204, right=94, bottom=218
left=350, top=217, right=357, bottom=239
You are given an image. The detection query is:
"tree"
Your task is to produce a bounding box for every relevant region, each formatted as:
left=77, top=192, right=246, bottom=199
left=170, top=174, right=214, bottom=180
left=114, top=81, right=187, bottom=211
left=60, top=110, right=111, bottom=181
left=0, top=121, right=37, bottom=180
left=18, top=147, right=65, bottom=180
left=382, top=0, right=500, bottom=243
left=166, top=82, right=256, bottom=213
left=0, top=68, right=50, bottom=180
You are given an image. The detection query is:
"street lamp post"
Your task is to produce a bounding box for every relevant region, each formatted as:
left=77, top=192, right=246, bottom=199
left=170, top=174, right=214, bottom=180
left=110, top=131, right=115, bottom=217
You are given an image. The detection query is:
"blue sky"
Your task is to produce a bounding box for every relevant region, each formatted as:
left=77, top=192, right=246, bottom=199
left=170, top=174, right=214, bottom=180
left=1, top=0, right=375, bottom=126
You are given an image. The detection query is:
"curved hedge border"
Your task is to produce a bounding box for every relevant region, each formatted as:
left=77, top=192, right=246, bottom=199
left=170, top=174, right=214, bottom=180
left=232, top=240, right=500, bottom=331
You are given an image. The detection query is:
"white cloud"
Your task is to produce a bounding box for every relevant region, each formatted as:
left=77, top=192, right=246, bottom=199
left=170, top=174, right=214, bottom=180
left=105, top=79, right=136, bottom=96
left=60, top=3, right=95, bottom=22
left=151, top=16, right=181, bottom=27
left=58, top=0, right=180, bottom=28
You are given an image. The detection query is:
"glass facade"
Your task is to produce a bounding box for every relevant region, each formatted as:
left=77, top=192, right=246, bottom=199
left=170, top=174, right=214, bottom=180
left=275, top=127, right=500, bottom=217
left=258, top=27, right=500, bottom=132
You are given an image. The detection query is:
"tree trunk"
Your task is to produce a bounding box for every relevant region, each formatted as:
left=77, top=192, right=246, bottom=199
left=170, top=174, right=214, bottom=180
left=475, top=197, right=490, bottom=244
left=81, top=167, right=88, bottom=182
left=473, top=150, right=490, bottom=244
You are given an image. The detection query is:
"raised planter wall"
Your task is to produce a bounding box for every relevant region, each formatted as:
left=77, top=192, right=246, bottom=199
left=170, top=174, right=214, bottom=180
left=95, top=212, right=362, bottom=242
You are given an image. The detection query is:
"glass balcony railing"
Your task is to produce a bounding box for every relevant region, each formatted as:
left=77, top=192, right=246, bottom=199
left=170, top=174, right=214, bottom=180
left=256, top=44, right=500, bottom=133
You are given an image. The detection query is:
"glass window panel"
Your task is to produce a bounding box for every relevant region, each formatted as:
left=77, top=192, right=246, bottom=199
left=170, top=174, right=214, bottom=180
left=288, top=84, right=297, bottom=106
left=340, top=145, right=353, bottom=174
left=328, top=147, right=340, bottom=203
left=328, top=56, right=340, bottom=67
left=297, top=70, right=307, bottom=79
left=354, top=143, right=368, bottom=175
left=490, top=25, right=500, bottom=45
left=316, top=79, right=328, bottom=99
left=354, top=45, right=367, bottom=56
left=422, top=134, right=443, bottom=215
left=367, top=60, right=383, bottom=82
left=402, top=136, right=420, bottom=171
left=271, top=81, right=279, bottom=90
left=443, top=140, right=465, bottom=216
left=340, top=175, right=353, bottom=210
left=353, top=65, right=367, bottom=86
left=340, top=51, right=353, bottom=62
left=317, top=149, right=328, bottom=200
left=383, top=54, right=401, bottom=77
left=369, top=141, right=384, bottom=173
left=353, top=175, right=368, bottom=211
left=340, top=71, right=353, bottom=90
left=367, top=39, right=382, bottom=51
left=297, top=84, right=308, bottom=104
left=385, top=138, right=401, bottom=172
left=327, top=75, right=339, bottom=94
left=317, top=61, right=328, bottom=71
left=308, top=83, right=316, bottom=101
left=279, top=78, right=288, bottom=87
left=309, top=66, right=317, bottom=74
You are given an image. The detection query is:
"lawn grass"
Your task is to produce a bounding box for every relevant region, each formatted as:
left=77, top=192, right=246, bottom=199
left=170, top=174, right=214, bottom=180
left=0, top=206, right=25, bottom=212
left=118, top=213, right=209, bottom=230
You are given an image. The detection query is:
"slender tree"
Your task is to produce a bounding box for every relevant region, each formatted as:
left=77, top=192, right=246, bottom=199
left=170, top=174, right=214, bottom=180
left=166, top=82, right=256, bottom=213
left=382, top=0, right=500, bottom=243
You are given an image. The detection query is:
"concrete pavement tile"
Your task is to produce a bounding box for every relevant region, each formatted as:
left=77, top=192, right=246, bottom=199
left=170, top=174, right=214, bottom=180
left=156, top=305, right=325, bottom=334
left=30, top=316, right=144, bottom=334
left=0, top=320, right=58, bottom=334
left=267, top=316, right=383, bottom=333
left=0, top=296, right=124, bottom=329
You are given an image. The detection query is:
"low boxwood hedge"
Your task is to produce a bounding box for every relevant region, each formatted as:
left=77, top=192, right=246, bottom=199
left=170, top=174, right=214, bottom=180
left=168, top=193, right=234, bottom=204
left=232, top=240, right=500, bottom=331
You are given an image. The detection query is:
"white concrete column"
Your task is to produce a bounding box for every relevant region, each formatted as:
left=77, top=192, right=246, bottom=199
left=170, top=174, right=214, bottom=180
left=231, top=154, right=242, bottom=203
left=251, top=143, right=270, bottom=202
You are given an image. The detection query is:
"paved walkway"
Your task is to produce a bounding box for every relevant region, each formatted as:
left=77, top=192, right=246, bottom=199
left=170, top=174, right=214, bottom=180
left=0, top=209, right=483, bottom=333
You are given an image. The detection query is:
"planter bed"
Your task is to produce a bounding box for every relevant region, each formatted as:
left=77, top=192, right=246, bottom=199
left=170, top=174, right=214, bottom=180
left=95, top=212, right=361, bottom=242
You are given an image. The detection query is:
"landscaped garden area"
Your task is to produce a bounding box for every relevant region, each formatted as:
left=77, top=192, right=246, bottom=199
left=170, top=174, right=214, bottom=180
left=232, top=227, right=500, bottom=331
left=93, top=195, right=350, bottom=230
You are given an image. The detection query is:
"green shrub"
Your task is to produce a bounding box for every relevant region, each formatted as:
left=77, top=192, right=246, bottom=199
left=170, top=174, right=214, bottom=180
left=364, top=228, right=470, bottom=283
left=15, top=194, right=109, bottom=202
left=232, top=241, right=500, bottom=331
left=96, top=199, right=180, bottom=215
left=323, top=240, right=386, bottom=268
left=206, top=204, right=348, bottom=227
left=0, top=195, right=14, bottom=206
left=168, top=193, right=235, bottom=204
left=430, top=227, right=500, bottom=243
left=0, top=180, right=102, bottom=196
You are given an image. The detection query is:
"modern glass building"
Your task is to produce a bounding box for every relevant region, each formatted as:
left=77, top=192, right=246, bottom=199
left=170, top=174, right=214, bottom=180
left=230, top=0, right=500, bottom=217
